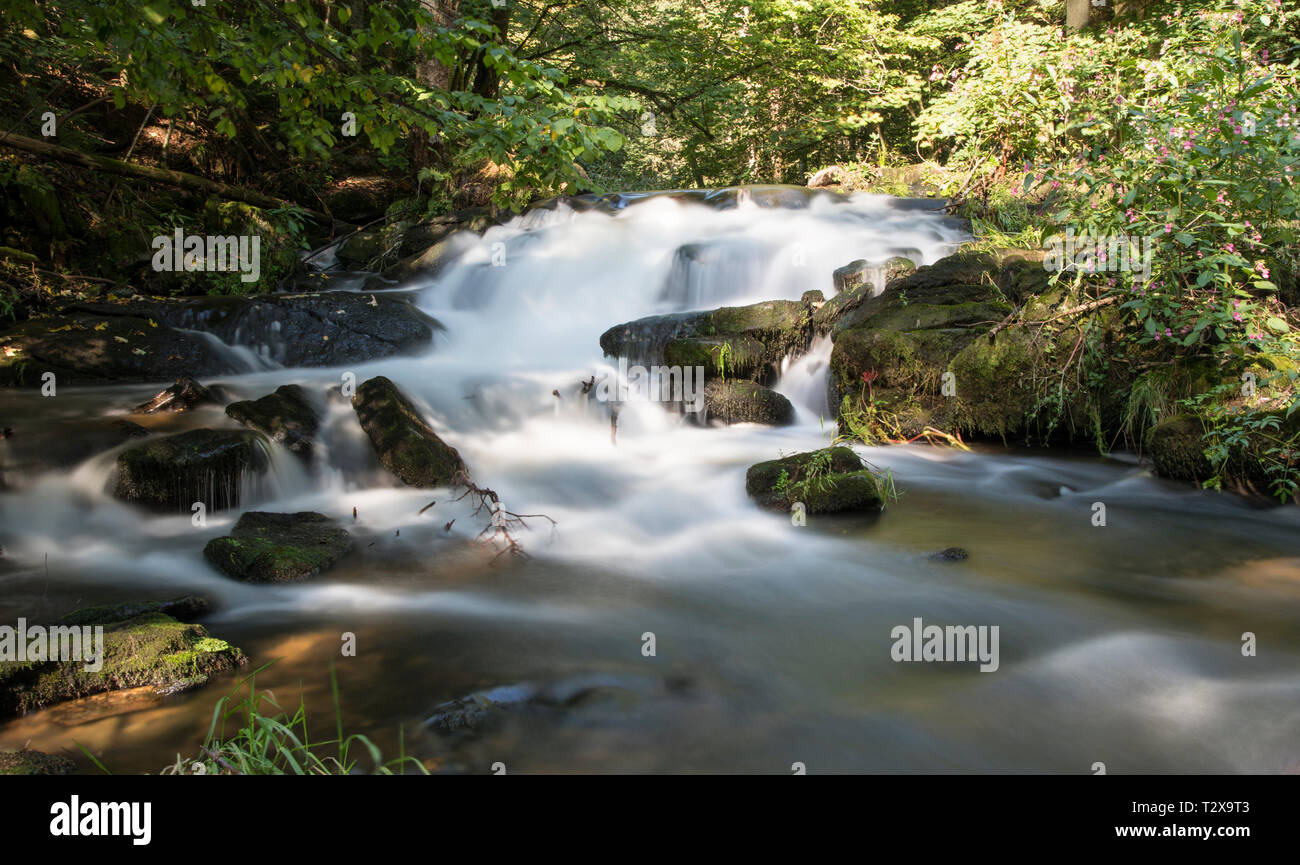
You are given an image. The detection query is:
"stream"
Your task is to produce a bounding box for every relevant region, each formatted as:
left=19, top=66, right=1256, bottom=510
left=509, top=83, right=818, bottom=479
left=3, top=188, right=1300, bottom=773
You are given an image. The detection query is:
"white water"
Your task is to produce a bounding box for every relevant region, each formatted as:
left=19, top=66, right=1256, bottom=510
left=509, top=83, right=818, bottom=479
left=3, top=189, right=1300, bottom=773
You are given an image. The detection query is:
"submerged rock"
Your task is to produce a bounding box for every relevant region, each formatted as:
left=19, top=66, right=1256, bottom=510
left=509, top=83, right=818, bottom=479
left=0, top=609, right=245, bottom=719
left=204, top=511, right=352, bottom=583
left=0, top=749, right=75, bottom=775
left=133, top=375, right=219, bottom=414
left=704, top=379, right=795, bottom=426
left=352, top=376, right=467, bottom=487
left=423, top=673, right=675, bottom=735
left=225, top=384, right=321, bottom=458
left=113, top=428, right=269, bottom=512
left=57, top=595, right=211, bottom=627
left=928, top=547, right=969, bottom=562
left=745, top=447, right=883, bottom=514
left=0, top=417, right=149, bottom=483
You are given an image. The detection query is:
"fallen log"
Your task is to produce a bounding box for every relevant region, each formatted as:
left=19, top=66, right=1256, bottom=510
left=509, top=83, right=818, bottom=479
left=0, top=131, right=349, bottom=230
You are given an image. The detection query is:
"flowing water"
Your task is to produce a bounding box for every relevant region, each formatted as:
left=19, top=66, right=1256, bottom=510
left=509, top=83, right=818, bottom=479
left=3, top=188, right=1300, bottom=774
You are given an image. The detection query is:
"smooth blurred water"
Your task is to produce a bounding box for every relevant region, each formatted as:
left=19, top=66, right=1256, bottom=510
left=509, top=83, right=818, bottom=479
left=2, top=190, right=1299, bottom=774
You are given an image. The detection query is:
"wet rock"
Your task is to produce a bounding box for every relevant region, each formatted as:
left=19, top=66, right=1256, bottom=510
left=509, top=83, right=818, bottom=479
left=134, top=375, right=218, bottom=414
left=808, top=165, right=848, bottom=188
left=336, top=229, right=389, bottom=268
left=352, top=376, right=466, bottom=487
left=601, top=298, right=815, bottom=386
left=423, top=673, right=671, bottom=735
left=0, top=609, right=246, bottom=719
left=204, top=511, right=352, bottom=583
left=138, top=291, right=441, bottom=369
left=833, top=259, right=872, bottom=294
left=704, top=380, right=795, bottom=426
left=0, top=749, right=75, bottom=775
left=113, top=428, right=269, bottom=512
left=745, top=447, right=883, bottom=514
left=0, top=310, right=240, bottom=387
left=225, top=384, right=321, bottom=458
left=57, top=595, right=212, bottom=627
left=928, top=547, right=969, bottom=562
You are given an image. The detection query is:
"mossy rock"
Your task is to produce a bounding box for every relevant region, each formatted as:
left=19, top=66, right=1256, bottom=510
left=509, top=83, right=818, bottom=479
left=0, top=612, right=246, bottom=718
left=745, top=447, right=882, bottom=513
left=57, top=595, right=210, bottom=628
left=337, top=230, right=388, bottom=268
left=113, top=427, right=270, bottom=513
left=225, top=384, right=321, bottom=458
left=204, top=511, right=352, bottom=583
left=0, top=749, right=75, bottom=775
left=352, top=376, right=467, bottom=487
left=1149, top=414, right=1212, bottom=482
left=601, top=298, right=814, bottom=386
left=946, top=330, right=1039, bottom=437
left=703, top=380, right=794, bottom=426
left=663, top=335, right=765, bottom=380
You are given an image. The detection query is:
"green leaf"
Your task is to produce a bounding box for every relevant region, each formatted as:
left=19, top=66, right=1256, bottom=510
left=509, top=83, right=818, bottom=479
left=1265, top=316, right=1289, bottom=334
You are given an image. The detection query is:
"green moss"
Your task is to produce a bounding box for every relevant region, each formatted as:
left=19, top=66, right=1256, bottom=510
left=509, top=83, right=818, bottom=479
left=352, top=376, right=466, bottom=487
left=0, top=749, right=75, bottom=776
left=947, top=330, right=1038, bottom=437
left=0, top=612, right=245, bottom=718
left=745, top=448, right=883, bottom=514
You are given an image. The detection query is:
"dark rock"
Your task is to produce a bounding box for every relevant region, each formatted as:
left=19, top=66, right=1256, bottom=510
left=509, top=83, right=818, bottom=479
left=113, top=428, right=269, bottom=512
left=424, top=673, right=669, bottom=735
left=704, top=380, right=795, bottom=426
left=927, top=547, right=969, bottom=562
left=133, top=375, right=218, bottom=414
left=1149, top=414, right=1214, bottom=482
left=225, top=384, right=321, bottom=457
left=0, top=311, right=241, bottom=387
left=351, top=376, right=466, bottom=487
left=204, top=511, right=352, bottom=583
left=136, top=291, right=441, bottom=369
left=745, top=447, right=883, bottom=513
left=0, top=417, right=150, bottom=483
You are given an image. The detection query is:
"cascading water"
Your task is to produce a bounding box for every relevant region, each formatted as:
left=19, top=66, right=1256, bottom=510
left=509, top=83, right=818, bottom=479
left=3, top=188, right=1300, bottom=773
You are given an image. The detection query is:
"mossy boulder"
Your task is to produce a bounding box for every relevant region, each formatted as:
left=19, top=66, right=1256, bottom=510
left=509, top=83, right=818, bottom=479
left=225, top=384, right=321, bottom=458
left=337, top=229, right=388, bottom=268
left=0, top=610, right=246, bottom=718
left=946, top=330, right=1040, bottom=438
left=113, top=428, right=270, bottom=512
left=704, top=380, right=795, bottom=426
left=352, top=376, right=467, bottom=487
left=57, top=595, right=211, bottom=627
left=663, top=335, right=765, bottom=380
left=204, top=511, right=352, bottom=583
left=600, top=298, right=815, bottom=385
left=745, top=447, right=883, bottom=513
left=0, top=749, right=75, bottom=775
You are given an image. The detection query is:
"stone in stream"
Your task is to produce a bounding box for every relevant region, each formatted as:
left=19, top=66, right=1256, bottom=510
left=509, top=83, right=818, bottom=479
left=600, top=297, right=817, bottom=386
left=423, top=673, right=676, bottom=735
left=133, top=375, right=220, bottom=414
left=351, top=376, right=466, bottom=487
left=927, top=547, right=970, bottom=562
left=745, top=447, right=883, bottom=514
left=703, top=379, right=795, bottom=426
left=0, top=605, right=246, bottom=719
left=203, top=511, right=352, bottom=584
left=0, top=748, right=75, bottom=775
left=113, top=427, right=270, bottom=512
left=225, top=384, right=321, bottom=458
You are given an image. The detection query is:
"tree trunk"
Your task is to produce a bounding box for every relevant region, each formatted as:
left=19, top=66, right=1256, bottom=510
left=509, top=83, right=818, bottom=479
left=1066, top=0, right=1092, bottom=31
